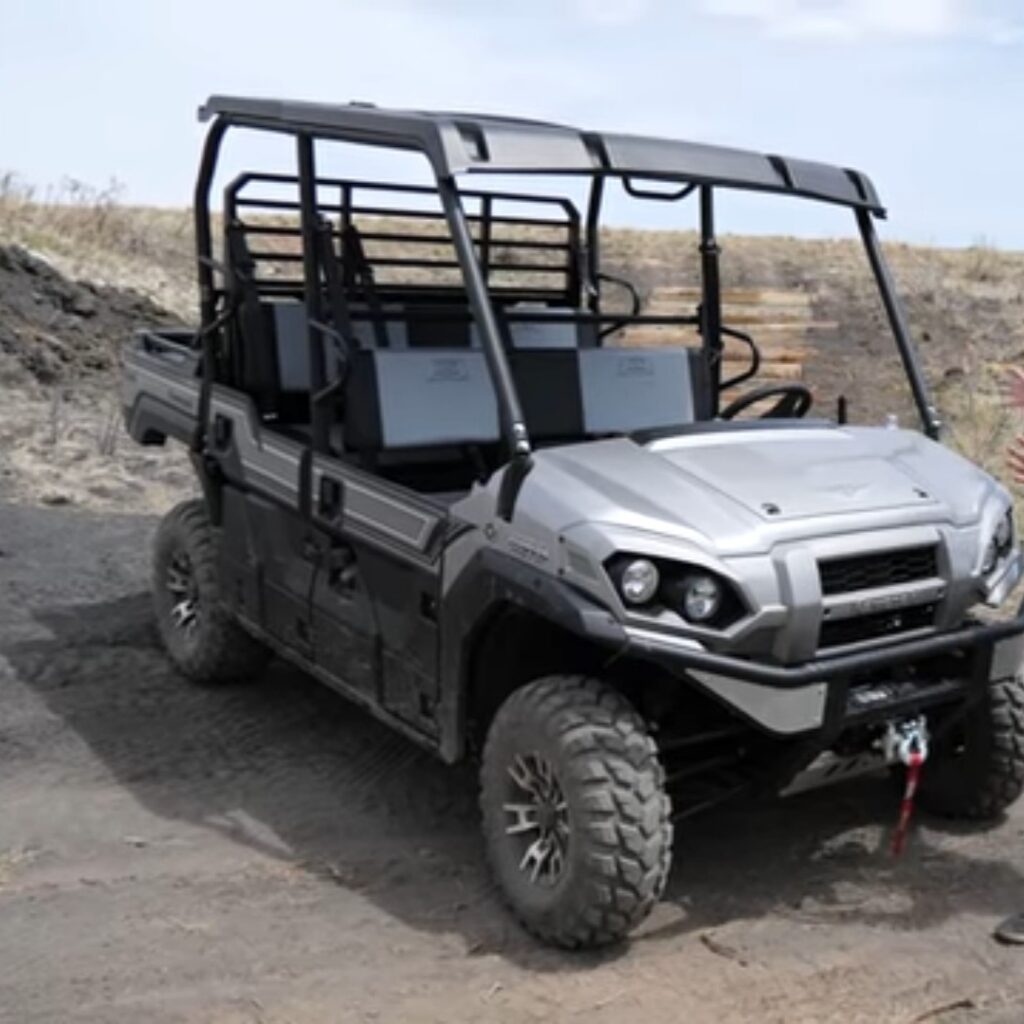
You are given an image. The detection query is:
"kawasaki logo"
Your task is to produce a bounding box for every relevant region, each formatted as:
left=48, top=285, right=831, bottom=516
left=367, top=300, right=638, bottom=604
left=507, top=534, right=550, bottom=565
left=853, top=591, right=919, bottom=615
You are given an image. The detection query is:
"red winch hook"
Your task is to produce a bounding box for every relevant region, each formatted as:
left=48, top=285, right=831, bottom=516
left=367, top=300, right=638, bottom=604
left=885, top=717, right=930, bottom=857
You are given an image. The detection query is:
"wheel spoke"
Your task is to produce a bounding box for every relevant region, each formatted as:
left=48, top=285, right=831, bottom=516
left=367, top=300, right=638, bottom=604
left=505, top=750, right=570, bottom=887
left=166, top=565, right=190, bottom=595
left=170, top=599, right=196, bottom=632
left=547, top=841, right=564, bottom=881
left=508, top=754, right=538, bottom=794
left=165, top=551, right=199, bottom=634
left=520, top=835, right=552, bottom=883
left=503, top=802, right=541, bottom=835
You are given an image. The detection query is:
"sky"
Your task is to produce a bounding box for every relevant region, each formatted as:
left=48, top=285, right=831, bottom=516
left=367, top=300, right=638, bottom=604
left=2, top=0, right=1023, bottom=246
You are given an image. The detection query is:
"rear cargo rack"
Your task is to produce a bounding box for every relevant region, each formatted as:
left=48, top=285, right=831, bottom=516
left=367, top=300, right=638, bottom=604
left=222, top=173, right=581, bottom=305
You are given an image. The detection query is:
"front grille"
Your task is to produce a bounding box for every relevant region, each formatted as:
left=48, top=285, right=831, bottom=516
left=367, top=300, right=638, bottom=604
left=819, top=602, right=936, bottom=650
left=818, top=545, right=938, bottom=596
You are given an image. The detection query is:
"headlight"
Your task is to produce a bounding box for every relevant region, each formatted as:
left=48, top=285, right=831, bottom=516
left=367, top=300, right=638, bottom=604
left=679, top=574, right=722, bottom=623
left=605, top=554, right=745, bottom=629
left=981, top=509, right=1015, bottom=576
left=619, top=558, right=660, bottom=605
left=996, top=509, right=1014, bottom=553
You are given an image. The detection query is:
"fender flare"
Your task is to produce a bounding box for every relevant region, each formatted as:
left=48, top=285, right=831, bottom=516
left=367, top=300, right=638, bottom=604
left=435, top=546, right=626, bottom=762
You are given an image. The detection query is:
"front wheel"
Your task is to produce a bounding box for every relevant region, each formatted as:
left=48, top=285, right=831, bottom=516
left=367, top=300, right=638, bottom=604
left=480, top=675, right=672, bottom=949
left=918, top=676, right=1024, bottom=819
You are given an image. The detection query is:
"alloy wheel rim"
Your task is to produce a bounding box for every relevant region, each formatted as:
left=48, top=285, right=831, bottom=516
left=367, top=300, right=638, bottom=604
left=503, top=752, right=570, bottom=886
left=165, top=551, right=199, bottom=635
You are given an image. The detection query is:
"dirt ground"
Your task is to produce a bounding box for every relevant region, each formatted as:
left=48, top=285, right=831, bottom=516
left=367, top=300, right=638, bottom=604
left=2, top=499, right=1024, bottom=1024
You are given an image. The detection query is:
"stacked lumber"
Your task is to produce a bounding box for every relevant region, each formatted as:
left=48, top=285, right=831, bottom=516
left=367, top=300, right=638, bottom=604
left=619, top=286, right=836, bottom=383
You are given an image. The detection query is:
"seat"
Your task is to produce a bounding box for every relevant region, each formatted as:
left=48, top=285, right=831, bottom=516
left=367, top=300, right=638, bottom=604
left=344, top=349, right=501, bottom=451
left=229, top=268, right=709, bottom=477
left=499, top=306, right=597, bottom=350
left=342, top=348, right=501, bottom=490
left=256, top=300, right=339, bottom=423
left=577, top=347, right=711, bottom=433
left=461, top=306, right=597, bottom=351
left=508, top=349, right=584, bottom=443
left=342, top=344, right=709, bottom=460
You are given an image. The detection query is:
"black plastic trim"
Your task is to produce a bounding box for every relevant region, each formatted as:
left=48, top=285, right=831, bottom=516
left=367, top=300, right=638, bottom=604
left=437, top=546, right=626, bottom=761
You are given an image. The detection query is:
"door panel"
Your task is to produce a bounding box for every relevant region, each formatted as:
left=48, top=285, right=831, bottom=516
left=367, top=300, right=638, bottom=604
left=309, top=534, right=380, bottom=700
left=311, top=457, right=445, bottom=736
left=207, top=401, right=447, bottom=741
left=219, top=487, right=315, bottom=657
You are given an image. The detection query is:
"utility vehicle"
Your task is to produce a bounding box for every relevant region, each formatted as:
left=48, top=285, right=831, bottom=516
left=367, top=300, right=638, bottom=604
left=123, top=96, right=1024, bottom=948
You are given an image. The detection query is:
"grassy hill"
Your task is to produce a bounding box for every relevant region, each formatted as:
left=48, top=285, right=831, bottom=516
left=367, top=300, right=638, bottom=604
left=2, top=176, right=1024, bottom=509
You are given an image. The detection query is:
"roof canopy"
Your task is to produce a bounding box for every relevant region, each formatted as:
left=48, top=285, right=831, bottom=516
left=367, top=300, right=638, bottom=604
left=199, top=95, right=884, bottom=214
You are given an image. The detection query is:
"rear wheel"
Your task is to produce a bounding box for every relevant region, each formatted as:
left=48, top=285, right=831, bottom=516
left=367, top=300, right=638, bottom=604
left=480, top=675, right=672, bottom=949
left=152, top=499, right=269, bottom=685
left=918, top=676, right=1024, bottom=819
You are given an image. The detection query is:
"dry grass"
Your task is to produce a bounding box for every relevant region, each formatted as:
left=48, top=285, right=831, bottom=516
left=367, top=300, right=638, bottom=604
left=0, top=173, right=196, bottom=317
left=0, top=388, right=197, bottom=512
left=5, top=179, right=1024, bottom=509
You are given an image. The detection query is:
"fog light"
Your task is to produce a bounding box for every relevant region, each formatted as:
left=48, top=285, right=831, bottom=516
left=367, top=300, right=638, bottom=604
left=620, top=559, right=660, bottom=605
left=681, top=574, right=722, bottom=623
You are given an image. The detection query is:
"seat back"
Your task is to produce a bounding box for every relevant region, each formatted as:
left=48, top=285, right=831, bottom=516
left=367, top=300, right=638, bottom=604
left=260, top=300, right=336, bottom=422
left=500, top=307, right=597, bottom=350
left=508, top=349, right=584, bottom=442
left=343, top=345, right=709, bottom=456
left=344, top=349, right=500, bottom=451
left=578, top=347, right=711, bottom=435
left=233, top=293, right=709, bottom=445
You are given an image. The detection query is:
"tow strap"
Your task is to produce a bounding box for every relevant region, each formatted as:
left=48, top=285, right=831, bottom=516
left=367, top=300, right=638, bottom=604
left=885, top=717, right=929, bottom=857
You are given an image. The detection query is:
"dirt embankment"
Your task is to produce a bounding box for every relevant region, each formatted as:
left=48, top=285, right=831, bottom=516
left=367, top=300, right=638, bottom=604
left=0, top=245, right=169, bottom=388
left=0, top=245, right=193, bottom=512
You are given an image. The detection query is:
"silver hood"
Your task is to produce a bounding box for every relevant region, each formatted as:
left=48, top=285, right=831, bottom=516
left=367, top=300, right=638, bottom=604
left=517, top=425, right=1002, bottom=554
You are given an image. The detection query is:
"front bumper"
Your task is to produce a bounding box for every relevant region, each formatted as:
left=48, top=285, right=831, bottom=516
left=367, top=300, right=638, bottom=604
left=623, top=606, right=1024, bottom=737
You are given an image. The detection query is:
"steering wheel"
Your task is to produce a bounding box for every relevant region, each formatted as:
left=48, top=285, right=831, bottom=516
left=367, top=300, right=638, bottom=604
left=719, top=383, right=814, bottom=421
left=597, top=272, right=642, bottom=339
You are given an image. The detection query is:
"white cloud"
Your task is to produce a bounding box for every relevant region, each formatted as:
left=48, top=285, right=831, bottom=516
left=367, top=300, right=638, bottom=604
left=701, top=0, right=1022, bottom=43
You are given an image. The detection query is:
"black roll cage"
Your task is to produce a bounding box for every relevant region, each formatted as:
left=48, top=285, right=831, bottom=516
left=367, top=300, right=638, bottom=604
left=191, top=99, right=942, bottom=512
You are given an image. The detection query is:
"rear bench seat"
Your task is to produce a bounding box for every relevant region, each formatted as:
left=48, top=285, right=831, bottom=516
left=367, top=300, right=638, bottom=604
left=244, top=299, right=710, bottom=476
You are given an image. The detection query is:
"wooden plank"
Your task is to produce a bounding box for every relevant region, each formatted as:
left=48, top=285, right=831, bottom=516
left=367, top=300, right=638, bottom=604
left=645, top=302, right=814, bottom=322
left=622, top=283, right=819, bottom=384
left=619, top=328, right=697, bottom=347
left=722, top=339, right=807, bottom=363
left=653, top=286, right=812, bottom=307
left=722, top=360, right=804, bottom=381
